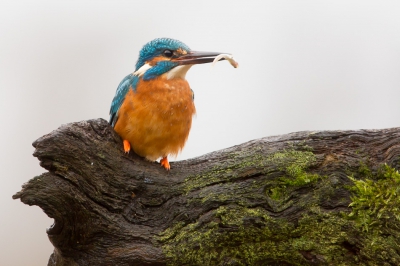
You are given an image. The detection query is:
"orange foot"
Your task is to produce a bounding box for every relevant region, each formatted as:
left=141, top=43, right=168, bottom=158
left=160, top=156, right=170, bottom=170
left=123, top=140, right=131, bottom=153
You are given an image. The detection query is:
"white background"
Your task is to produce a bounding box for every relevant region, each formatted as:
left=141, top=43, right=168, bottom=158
left=1, top=1, right=400, bottom=265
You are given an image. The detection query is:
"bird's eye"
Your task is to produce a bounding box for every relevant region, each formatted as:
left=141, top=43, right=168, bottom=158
left=163, top=49, right=173, bottom=58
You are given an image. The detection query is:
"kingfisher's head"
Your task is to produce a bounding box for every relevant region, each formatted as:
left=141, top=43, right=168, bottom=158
left=134, top=38, right=224, bottom=80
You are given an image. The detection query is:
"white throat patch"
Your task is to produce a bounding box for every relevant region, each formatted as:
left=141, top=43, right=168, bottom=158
left=165, top=65, right=193, bottom=80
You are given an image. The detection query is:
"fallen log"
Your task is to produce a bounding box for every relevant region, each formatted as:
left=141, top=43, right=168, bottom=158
left=13, top=119, right=400, bottom=265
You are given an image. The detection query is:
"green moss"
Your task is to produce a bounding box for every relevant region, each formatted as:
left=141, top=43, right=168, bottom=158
left=348, top=164, right=400, bottom=232
left=182, top=152, right=265, bottom=194
left=183, top=148, right=324, bottom=215
left=159, top=157, right=400, bottom=265
left=345, top=164, right=400, bottom=264
left=183, top=148, right=320, bottom=194
left=158, top=222, right=185, bottom=242
left=357, top=161, right=372, bottom=178
left=263, top=149, right=323, bottom=206
left=268, top=149, right=320, bottom=186
left=159, top=206, right=361, bottom=266
left=198, top=188, right=235, bottom=204
left=268, top=186, right=285, bottom=200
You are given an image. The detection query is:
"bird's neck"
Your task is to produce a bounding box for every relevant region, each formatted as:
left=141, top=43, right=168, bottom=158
left=162, top=65, right=193, bottom=80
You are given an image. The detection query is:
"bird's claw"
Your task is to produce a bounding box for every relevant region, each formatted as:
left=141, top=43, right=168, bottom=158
left=123, top=140, right=131, bottom=153
left=160, top=157, right=170, bottom=170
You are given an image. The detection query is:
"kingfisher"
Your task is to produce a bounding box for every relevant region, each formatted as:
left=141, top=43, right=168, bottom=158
left=109, top=38, right=235, bottom=170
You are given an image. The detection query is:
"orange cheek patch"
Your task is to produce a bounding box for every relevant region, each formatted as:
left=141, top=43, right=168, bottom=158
left=146, top=56, right=169, bottom=66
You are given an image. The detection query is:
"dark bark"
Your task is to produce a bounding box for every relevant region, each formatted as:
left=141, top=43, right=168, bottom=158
left=13, top=119, right=400, bottom=265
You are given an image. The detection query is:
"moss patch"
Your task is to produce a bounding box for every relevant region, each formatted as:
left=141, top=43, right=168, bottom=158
left=183, top=147, right=320, bottom=194
left=269, top=149, right=319, bottom=185
left=159, top=206, right=360, bottom=266
left=183, top=147, right=325, bottom=215
left=346, top=163, right=400, bottom=264
left=263, top=149, right=323, bottom=205
left=182, top=151, right=265, bottom=194
left=349, top=163, right=400, bottom=232
left=160, top=157, right=400, bottom=265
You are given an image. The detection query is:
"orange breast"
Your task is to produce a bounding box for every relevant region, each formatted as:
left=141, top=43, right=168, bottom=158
left=114, top=77, right=196, bottom=161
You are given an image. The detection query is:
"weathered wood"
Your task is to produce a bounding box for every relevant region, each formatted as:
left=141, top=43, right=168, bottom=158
left=13, top=119, right=400, bottom=265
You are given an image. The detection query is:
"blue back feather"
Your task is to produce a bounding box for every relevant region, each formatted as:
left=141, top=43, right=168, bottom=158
left=109, top=38, right=191, bottom=127
left=109, top=74, right=139, bottom=126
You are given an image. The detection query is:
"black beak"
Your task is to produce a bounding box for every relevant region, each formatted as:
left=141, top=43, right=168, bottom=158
left=173, top=51, right=227, bottom=65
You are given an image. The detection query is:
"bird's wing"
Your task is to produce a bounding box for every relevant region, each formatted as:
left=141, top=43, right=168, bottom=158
left=109, top=74, right=139, bottom=127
